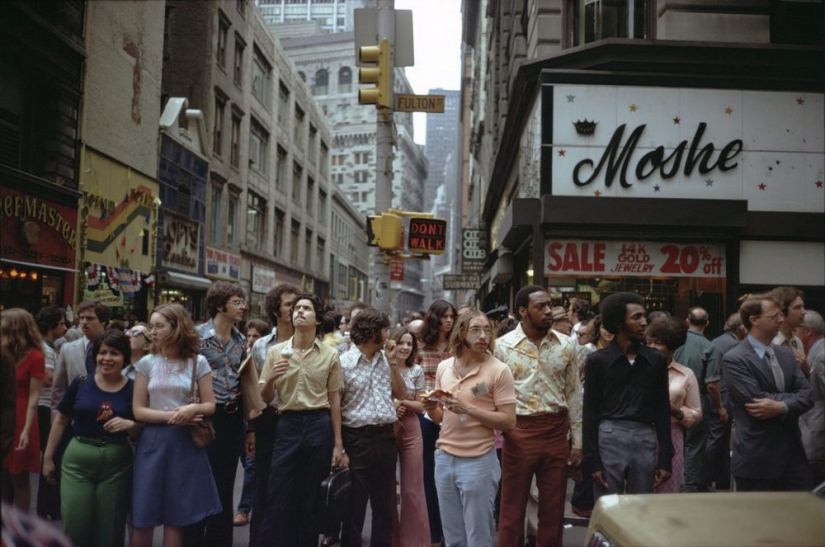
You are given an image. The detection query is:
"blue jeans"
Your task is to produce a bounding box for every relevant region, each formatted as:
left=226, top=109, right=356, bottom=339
left=237, top=451, right=255, bottom=513
left=435, top=448, right=500, bottom=547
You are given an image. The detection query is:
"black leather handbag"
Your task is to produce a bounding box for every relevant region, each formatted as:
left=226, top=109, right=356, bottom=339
left=319, top=467, right=351, bottom=533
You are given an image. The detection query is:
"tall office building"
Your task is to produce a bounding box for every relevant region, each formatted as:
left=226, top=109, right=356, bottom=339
left=256, top=0, right=364, bottom=33
left=424, top=88, right=460, bottom=212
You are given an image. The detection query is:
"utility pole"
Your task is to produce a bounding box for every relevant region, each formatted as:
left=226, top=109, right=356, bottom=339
left=372, top=0, right=395, bottom=318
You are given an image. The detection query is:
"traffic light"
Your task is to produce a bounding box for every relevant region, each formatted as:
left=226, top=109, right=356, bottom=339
left=358, top=38, right=392, bottom=108
left=366, top=213, right=402, bottom=251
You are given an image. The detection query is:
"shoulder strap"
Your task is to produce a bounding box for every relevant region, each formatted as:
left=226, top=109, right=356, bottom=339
left=188, top=358, right=199, bottom=404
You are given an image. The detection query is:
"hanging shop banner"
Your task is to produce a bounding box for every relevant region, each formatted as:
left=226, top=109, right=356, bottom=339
left=545, top=240, right=725, bottom=278
left=206, top=246, right=241, bottom=281
left=252, top=266, right=276, bottom=293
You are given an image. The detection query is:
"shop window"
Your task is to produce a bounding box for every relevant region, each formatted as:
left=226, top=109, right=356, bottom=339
left=338, top=67, right=352, bottom=94
left=567, top=0, right=653, bottom=46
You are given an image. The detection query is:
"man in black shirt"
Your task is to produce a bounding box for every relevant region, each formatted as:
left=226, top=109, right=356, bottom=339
left=583, top=292, right=673, bottom=499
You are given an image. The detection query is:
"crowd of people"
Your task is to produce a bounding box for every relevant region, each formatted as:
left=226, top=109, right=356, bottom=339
left=1, top=282, right=822, bottom=547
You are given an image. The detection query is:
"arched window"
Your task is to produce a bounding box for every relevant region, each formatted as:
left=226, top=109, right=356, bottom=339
left=313, top=69, right=328, bottom=95
left=338, top=67, right=352, bottom=94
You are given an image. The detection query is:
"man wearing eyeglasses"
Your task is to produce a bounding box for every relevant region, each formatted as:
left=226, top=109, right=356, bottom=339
left=723, top=293, right=814, bottom=492
left=495, top=286, right=582, bottom=547
left=187, top=281, right=262, bottom=547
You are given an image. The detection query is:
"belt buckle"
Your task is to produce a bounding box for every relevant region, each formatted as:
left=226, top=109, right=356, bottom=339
left=224, top=398, right=239, bottom=414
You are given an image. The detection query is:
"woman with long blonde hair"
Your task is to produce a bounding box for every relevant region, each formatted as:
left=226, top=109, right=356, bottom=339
left=1, top=309, right=45, bottom=511
left=131, top=304, right=221, bottom=547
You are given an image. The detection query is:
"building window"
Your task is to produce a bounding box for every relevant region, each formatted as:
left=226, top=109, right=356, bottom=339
left=273, top=208, right=285, bottom=257
left=292, top=162, right=302, bottom=205
left=210, top=185, right=223, bottom=245
left=275, top=145, right=287, bottom=191
left=249, top=117, right=269, bottom=174
left=236, top=0, right=245, bottom=17
left=338, top=66, right=352, bottom=94
left=230, top=113, right=242, bottom=168
left=318, top=189, right=327, bottom=225
left=213, top=95, right=226, bottom=156
left=313, top=69, right=329, bottom=95
left=290, top=220, right=300, bottom=264
left=293, top=106, right=304, bottom=146
left=308, top=125, right=317, bottom=164
left=568, top=0, right=651, bottom=46
left=217, top=15, right=229, bottom=68
left=317, top=238, right=325, bottom=273
left=320, top=142, right=329, bottom=177
left=246, top=192, right=266, bottom=251
left=305, top=229, right=313, bottom=269
left=228, top=193, right=239, bottom=250
left=297, top=71, right=306, bottom=82
left=278, top=81, right=290, bottom=124
left=234, top=34, right=246, bottom=87
left=306, top=177, right=315, bottom=217
left=252, top=46, right=271, bottom=105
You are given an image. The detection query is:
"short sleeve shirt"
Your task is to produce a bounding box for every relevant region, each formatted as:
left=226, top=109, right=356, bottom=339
left=58, top=375, right=134, bottom=439
left=196, top=319, right=246, bottom=404
left=259, top=338, right=343, bottom=411
left=400, top=364, right=426, bottom=400
left=339, top=347, right=398, bottom=427
left=417, top=347, right=452, bottom=391
left=134, top=354, right=212, bottom=410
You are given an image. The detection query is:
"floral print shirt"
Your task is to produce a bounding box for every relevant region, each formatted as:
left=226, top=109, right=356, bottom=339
left=196, top=318, right=246, bottom=404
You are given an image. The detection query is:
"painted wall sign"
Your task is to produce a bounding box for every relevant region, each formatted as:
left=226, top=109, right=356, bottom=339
left=550, top=85, right=824, bottom=212
left=252, top=266, right=276, bottom=293
left=162, top=214, right=198, bottom=273
left=0, top=188, right=78, bottom=267
left=206, top=246, right=241, bottom=281
left=545, top=240, right=726, bottom=278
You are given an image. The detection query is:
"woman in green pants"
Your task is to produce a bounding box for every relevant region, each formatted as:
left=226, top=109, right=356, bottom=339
left=43, top=329, right=139, bottom=547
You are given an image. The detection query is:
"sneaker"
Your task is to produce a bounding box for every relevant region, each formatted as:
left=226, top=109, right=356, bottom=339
left=233, top=512, right=249, bottom=526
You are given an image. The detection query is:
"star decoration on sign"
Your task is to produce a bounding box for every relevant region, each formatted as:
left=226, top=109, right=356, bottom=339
left=654, top=185, right=661, bottom=192
left=816, top=180, right=823, bottom=188
left=706, top=179, right=714, bottom=187
left=758, top=183, right=766, bottom=191
left=566, top=94, right=576, bottom=103
left=629, top=104, right=638, bottom=112
left=594, top=190, right=602, bottom=197
left=725, top=107, right=733, bottom=115
left=673, top=117, right=680, bottom=124
left=558, top=149, right=566, bottom=157
left=796, top=97, right=805, bottom=105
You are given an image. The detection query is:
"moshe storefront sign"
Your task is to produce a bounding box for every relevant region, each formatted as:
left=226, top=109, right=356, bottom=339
left=548, top=84, right=824, bottom=213
left=573, top=122, right=743, bottom=188
left=545, top=240, right=725, bottom=278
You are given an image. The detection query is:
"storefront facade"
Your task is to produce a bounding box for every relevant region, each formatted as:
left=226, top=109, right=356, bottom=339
left=487, top=60, right=824, bottom=332
left=0, top=178, right=80, bottom=312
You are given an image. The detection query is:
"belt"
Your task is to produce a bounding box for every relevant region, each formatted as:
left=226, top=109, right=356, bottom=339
left=74, top=435, right=128, bottom=446
left=344, top=423, right=394, bottom=434
left=216, top=398, right=240, bottom=414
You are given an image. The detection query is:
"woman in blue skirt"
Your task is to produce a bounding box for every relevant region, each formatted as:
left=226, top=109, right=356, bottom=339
left=132, top=304, right=221, bottom=547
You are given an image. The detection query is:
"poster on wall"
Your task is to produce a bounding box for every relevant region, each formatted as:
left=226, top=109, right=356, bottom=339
left=162, top=214, right=199, bottom=274
left=545, top=240, right=726, bottom=278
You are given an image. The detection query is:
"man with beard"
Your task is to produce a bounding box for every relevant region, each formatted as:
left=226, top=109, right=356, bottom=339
left=495, top=286, right=581, bottom=547
left=583, top=292, right=673, bottom=500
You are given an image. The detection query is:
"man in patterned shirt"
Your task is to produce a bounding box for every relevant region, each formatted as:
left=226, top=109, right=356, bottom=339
left=495, top=285, right=582, bottom=547
left=339, top=307, right=406, bottom=547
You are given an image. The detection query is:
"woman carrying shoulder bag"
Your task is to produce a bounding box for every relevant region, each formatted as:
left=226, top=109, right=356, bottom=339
left=131, top=304, right=221, bottom=547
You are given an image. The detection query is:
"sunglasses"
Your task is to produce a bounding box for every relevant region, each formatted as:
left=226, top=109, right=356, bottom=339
left=126, top=329, right=153, bottom=343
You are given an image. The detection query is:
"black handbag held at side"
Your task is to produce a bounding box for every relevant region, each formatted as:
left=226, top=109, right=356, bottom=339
left=319, top=466, right=351, bottom=533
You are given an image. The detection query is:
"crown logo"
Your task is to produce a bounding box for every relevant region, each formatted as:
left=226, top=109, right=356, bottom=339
left=574, top=119, right=597, bottom=135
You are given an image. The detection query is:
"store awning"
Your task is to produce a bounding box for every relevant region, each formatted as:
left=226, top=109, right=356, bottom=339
left=157, top=270, right=213, bottom=291
left=1, top=258, right=78, bottom=273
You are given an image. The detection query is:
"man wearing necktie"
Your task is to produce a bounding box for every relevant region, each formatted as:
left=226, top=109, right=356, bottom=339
left=723, top=293, right=814, bottom=492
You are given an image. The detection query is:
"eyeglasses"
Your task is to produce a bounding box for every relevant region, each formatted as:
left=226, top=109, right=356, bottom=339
left=126, top=329, right=153, bottom=343
left=228, top=299, right=247, bottom=308
left=756, top=311, right=784, bottom=320
left=468, top=327, right=493, bottom=335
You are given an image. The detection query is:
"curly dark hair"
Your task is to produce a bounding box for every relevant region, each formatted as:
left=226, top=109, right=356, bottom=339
left=515, top=285, right=547, bottom=313
left=350, top=307, right=389, bottom=346
left=263, top=283, right=300, bottom=325
left=35, top=304, right=66, bottom=335
left=421, top=299, right=457, bottom=347
left=206, top=281, right=245, bottom=318
left=568, top=298, right=591, bottom=322
left=290, top=293, right=325, bottom=335
left=93, top=329, right=132, bottom=366
left=645, top=316, right=687, bottom=353
left=599, top=292, right=645, bottom=335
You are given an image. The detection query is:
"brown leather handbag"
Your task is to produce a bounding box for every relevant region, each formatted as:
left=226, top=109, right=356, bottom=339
left=188, top=359, right=216, bottom=448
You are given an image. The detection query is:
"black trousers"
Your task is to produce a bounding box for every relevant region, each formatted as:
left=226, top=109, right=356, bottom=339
left=418, top=414, right=443, bottom=543
left=36, top=405, right=61, bottom=519
left=341, top=424, right=397, bottom=547
left=250, top=409, right=279, bottom=545
left=183, top=403, right=244, bottom=547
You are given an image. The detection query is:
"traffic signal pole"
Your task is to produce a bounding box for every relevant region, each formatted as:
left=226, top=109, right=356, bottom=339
left=372, top=0, right=395, bottom=318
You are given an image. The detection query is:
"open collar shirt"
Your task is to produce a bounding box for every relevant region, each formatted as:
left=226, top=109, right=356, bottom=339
left=252, top=327, right=281, bottom=407
left=494, top=322, right=582, bottom=448
left=339, top=346, right=398, bottom=428
left=196, top=318, right=246, bottom=404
